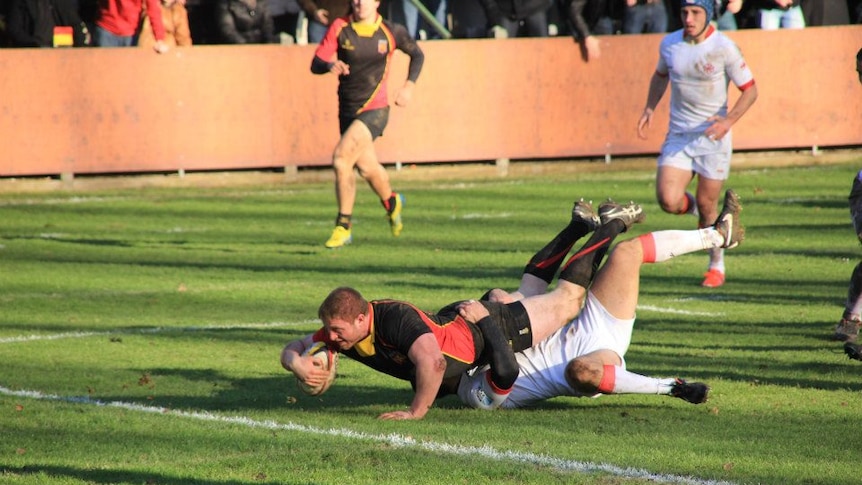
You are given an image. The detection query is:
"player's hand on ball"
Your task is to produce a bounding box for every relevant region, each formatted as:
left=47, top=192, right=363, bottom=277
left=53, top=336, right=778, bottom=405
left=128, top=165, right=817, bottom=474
left=293, top=342, right=338, bottom=395
left=295, top=355, right=330, bottom=387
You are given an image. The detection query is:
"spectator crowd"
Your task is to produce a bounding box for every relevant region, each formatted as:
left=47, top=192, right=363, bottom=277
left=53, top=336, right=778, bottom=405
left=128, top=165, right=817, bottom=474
left=0, top=0, right=859, bottom=50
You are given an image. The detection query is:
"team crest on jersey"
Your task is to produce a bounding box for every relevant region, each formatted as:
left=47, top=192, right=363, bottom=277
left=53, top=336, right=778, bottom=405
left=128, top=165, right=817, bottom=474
left=342, top=39, right=355, bottom=51
left=701, top=62, right=716, bottom=75
left=377, top=39, right=388, bottom=54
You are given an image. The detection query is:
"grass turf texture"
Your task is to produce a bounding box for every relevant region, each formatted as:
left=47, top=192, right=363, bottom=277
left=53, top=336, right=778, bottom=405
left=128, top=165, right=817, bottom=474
left=2, top=156, right=862, bottom=484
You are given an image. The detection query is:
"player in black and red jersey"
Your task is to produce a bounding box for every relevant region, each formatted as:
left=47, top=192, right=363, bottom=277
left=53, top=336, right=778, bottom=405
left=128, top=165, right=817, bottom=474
left=311, top=0, right=424, bottom=249
left=281, top=199, right=646, bottom=420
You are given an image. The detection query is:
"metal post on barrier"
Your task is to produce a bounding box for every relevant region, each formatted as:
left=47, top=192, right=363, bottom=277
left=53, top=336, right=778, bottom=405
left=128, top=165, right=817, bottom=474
left=405, top=0, right=452, bottom=40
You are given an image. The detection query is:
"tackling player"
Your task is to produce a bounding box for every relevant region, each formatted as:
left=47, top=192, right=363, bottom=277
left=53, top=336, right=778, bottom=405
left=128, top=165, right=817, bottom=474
left=458, top=189, right=744, bottom=410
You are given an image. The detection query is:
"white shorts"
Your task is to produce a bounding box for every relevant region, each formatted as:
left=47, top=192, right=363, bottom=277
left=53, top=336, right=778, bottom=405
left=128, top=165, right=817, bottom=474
left=658, top=131, right=733, bottom=181
left=457, top=292, right=636, bottom=409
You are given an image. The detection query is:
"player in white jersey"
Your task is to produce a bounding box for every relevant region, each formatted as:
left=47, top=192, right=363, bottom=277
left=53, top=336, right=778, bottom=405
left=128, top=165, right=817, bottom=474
left=636, top=0, right=758, bottom=289
left=457, top=189, right=744, bottom=410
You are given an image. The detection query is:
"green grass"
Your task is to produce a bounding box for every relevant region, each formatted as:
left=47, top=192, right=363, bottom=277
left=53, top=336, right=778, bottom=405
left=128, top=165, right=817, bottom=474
left=2, top=156, right=862, bottom=484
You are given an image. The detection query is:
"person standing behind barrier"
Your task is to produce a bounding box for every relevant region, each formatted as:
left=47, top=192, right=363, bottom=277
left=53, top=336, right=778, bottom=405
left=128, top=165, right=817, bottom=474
left=563, top=0, right=624, bottom=61
left=269, top=0, right=302, bottom=43
left=138, top=0, right=192, bottom=50
left=96, top=0, right=170, bottom=52
left=450, top=0, right=488, bottom=38
left=312, top=0, right=424, bottom=249
left=751, top=0, right=804, bottom=29
left=400, top=0, right=447, bottom=40
left=715, top=0, right=743, bottom=30
left=622, top=0, right=667, bottom=34
left=215, top=0, right=277, bottom=43
left=636, top=0, right=757, bottom=288
left=298, top=0, right=351, bottom=43
left=479, top=0, right=553, bottom=38
left=800, top=0, right=850, bottom=26
left=6, top=0, right=91, bottom=47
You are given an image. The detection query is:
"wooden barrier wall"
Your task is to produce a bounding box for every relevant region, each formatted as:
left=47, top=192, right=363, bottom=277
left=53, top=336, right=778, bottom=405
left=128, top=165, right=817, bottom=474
left=0, top=25, right=860, bottom=177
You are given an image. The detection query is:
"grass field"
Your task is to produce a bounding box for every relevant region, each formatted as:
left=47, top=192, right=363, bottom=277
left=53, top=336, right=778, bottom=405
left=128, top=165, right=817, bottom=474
left=2, top=154, right=862, bottom=485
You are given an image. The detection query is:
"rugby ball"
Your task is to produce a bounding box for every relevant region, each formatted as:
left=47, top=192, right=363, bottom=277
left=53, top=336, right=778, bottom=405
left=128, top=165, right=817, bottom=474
left=296, top=341, right=337, bottom=396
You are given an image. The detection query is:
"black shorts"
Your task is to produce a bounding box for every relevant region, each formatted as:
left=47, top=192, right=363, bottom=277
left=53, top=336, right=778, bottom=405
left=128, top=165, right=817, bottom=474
left=339, top=106, right=389, bottom=139
left=481, top=300, right=533, bottom=352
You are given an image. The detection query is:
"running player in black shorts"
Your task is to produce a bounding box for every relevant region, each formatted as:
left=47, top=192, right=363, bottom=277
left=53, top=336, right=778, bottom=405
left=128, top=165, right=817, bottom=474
left=281, top=199, right=645, bottom=419
left=311, top=0, right=424, bottom=249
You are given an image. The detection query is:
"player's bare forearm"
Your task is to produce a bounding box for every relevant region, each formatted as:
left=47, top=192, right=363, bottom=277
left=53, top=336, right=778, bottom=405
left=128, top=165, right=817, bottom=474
left=280, top=335, right=313, bottom=372
left=638, top=73, right=668, bottom=138
left=725, top=84, right=758, bottom=125
left=379, top=334, right=446, bottom=420
left=645, top=73, right=668, bottom=111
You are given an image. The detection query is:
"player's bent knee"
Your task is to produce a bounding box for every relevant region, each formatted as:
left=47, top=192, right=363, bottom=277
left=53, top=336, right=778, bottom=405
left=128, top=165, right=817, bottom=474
left=564, top=357, right=602, bottom=393
left=657, top=198, right=681, bottom=214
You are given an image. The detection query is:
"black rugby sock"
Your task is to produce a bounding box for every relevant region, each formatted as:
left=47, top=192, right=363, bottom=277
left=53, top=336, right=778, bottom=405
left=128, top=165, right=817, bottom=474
left=335, top=213, right=351, bottom=229
left=558, top=220, right=625, bottom=288
left=524, top=222, right=592, bottom=284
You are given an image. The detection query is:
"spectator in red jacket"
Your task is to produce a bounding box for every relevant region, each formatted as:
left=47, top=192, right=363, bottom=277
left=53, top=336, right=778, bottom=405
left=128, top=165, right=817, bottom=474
left=95, top=0, right=169, bottom=52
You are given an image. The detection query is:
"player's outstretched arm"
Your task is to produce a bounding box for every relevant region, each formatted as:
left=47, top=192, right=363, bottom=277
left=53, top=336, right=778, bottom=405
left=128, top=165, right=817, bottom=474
left=378, top=333, right=445, bottom=420
left=281, top=335, right=330, bottom=386
left=637, top=72, right=669, bottom=139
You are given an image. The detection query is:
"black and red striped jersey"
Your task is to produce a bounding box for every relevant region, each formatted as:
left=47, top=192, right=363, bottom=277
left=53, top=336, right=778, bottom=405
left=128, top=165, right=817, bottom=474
left=313, top=14, right=424, bottom=117
left=313, top=299, right=481, bottom=383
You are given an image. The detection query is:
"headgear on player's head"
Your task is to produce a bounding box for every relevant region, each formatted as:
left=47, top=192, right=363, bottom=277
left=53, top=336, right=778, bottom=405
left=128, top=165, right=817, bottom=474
left=681, top=0, right=714, bottom=22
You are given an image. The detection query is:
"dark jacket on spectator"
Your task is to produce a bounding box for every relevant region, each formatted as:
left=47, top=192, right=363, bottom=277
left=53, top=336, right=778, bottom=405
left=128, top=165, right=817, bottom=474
left=6, top=0, right=89, bottom=47
left=215, top=0, right=276, bottom=44
left=480, top=0, right=553, bottom=23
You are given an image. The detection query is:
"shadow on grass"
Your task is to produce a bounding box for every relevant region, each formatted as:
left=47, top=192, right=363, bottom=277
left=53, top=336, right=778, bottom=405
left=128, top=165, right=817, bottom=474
left=99, top=368, right=417, bottom=414
left=0, top=465, right=317, bottom=485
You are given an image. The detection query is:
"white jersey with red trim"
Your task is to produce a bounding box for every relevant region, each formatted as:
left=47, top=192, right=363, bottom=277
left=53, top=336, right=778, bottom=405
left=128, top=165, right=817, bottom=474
left=656, top=27, right=754, bottom=134
left=457, top=292, right=635, bottom=409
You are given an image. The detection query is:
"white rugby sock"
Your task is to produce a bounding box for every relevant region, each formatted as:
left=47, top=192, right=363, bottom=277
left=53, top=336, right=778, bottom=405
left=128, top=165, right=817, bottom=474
left=599, top=365, right=677, bottom=395
left=640, top=229, right=722, bottom=263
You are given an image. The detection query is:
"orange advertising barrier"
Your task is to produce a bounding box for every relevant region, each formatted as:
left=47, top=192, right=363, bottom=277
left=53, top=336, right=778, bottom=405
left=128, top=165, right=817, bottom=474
left=0, top=25, right=860, bottom=177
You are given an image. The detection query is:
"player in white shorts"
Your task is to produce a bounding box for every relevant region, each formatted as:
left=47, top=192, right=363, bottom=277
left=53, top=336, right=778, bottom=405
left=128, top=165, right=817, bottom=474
left=636, top=0, right=758, bottom=288
left=457, top=189, right=744, bottom=410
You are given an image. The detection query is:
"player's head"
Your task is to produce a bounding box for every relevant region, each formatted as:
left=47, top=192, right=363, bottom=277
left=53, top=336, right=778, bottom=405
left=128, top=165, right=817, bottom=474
left=681, top=0, right=714, bottom=21
left=680, top=0, right=713, bottom=39
left=351, top=0, right=380, bottom=22
left=319, top=286, right=368, bottom=322
left=319, top=287, right=370, bottom=349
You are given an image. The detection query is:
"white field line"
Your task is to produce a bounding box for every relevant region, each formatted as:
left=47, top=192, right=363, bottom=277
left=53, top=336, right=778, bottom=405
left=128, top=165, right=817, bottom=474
left=0, top=321, right=318, bottom=344
left=636, top=305, right=723, bottom=317
left=0, top=385, right=736, bottom=485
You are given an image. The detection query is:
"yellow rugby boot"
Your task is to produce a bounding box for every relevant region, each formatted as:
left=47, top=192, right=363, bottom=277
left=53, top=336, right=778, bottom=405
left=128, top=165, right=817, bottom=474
left=324, top=226, right=352, bottom=248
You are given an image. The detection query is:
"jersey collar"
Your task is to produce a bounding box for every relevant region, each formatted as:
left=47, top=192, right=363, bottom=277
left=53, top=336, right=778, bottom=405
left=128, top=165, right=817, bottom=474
left=352, top=14, right=382, bottom=38
left=354, top=303, right=376, bottom=357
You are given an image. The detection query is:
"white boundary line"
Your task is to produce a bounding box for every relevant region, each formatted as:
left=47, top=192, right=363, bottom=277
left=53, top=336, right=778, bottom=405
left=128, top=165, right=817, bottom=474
left=0, top=385, right=735, bottom=485
left=0, top=321, right=318, bottom=344
left=636, top=305, right=723, bottom=317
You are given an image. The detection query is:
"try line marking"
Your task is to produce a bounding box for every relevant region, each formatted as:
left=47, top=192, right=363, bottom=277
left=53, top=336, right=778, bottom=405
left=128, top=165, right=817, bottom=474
left=0, top=386, right=735, bottom=485
left=0, top=321, right=318, bottom=344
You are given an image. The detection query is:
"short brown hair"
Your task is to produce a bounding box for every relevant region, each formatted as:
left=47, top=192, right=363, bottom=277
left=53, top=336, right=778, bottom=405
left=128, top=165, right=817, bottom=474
left=318, top=287, right=368, bottom=324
